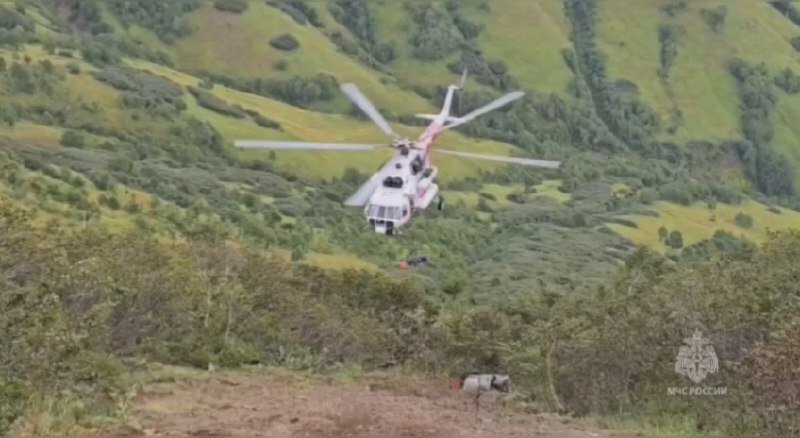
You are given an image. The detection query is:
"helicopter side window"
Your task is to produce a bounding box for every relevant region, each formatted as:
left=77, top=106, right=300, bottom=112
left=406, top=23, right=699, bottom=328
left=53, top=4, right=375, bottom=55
left=411, top=156, right=423, bottom=175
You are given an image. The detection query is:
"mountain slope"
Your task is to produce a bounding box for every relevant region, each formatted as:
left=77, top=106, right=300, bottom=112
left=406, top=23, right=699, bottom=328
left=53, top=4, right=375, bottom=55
left=595, top=0, right=800, bottom=181
left=1, top=0, right=798, bottom=275
left=3, top=2, right=800, bottom=437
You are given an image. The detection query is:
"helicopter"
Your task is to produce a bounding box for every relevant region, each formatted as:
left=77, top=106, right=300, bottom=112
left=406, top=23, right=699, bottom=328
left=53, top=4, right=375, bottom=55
left=235, top=69, right=561, bottom=235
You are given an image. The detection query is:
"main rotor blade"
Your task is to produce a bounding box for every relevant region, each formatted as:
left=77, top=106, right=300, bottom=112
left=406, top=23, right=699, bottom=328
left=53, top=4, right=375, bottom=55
left=235, top=140, right=379, bottom=151
left=340, top=83, right=398, bottom=139
left=434, top=149, right=561, bottom=169
left=442, top=91, right=525, bottom=131
left=344, top=173, right=382, bottom=207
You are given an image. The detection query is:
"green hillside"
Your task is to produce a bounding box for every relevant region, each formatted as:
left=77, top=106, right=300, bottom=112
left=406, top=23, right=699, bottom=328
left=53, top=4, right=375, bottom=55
left=0, top=0, right=795, bottom=328
left=1, top=0, right=800, bottom=436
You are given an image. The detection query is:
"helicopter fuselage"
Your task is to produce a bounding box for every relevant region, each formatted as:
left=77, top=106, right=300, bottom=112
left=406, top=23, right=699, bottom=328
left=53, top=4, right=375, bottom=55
left=363, top=146, right=441, bottom=235
left=361, top=90, right=456, bottom=235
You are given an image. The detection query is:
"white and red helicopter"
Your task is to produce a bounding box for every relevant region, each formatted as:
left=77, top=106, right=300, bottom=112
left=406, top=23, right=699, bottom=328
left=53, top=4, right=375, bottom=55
left=235, top=70, right=560, bottom=235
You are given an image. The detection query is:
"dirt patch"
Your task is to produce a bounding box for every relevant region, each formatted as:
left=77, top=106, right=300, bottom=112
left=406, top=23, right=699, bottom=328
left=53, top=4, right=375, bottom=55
left=72, top=373, right=642, bottom=438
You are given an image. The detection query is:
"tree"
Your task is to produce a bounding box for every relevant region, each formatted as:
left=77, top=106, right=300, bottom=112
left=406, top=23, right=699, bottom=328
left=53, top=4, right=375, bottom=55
left=667, top=230, right=683, bottom=249
left=658, top=226, right=668, bottom=241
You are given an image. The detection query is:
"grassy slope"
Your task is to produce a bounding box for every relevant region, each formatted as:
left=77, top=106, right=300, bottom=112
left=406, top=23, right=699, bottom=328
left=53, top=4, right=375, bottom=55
left=0, top=53, right=385, bottom=272
left=170, top=2, right=436, bottom=116
left=464, top=0, right=574, bottom=95
left=607, top=200, right=800, bottom=252
left=445, top=180, right=569, bottom=209
left=596, top=1, right=800, bottom=171
left=371, top=0, right=573, bottom=95
left=593, top=0, right=800, bottom=248
left=8, top=0, right=800, bottom=258
left=0, top=36, right=519, bottom=184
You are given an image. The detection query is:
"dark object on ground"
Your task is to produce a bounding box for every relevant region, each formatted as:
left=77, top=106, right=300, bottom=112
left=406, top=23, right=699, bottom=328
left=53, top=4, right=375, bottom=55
left=403, top=255, right=430, bottom=269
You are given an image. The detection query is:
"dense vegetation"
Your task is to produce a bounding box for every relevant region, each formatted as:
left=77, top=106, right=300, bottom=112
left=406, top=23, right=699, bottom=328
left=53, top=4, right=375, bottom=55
left=2, top=201, right=798, bottom=437
left=0, top=0, right=799, bottom=436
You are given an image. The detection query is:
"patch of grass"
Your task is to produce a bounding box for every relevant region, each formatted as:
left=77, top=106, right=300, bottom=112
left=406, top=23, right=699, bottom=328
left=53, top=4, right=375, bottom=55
left=595, top=0, right=734, bottom=142
left=531, top=179, right=570, bottom=203
left=606, top=200, right=800, bottom=252
left=462, top=0, right=574, bottom=94
left=170, top=2, right=434, bottom=115
left=265, top=248, right=378, bottom=271
left=444, top=181, right=570, bottom=209
left=596, top=0, right=800, bottom=147
left=306, top=252, right=380, bottom=271
left=445, top=183, right=522, bottom=209
left=0, top=122, right=63, bottom=146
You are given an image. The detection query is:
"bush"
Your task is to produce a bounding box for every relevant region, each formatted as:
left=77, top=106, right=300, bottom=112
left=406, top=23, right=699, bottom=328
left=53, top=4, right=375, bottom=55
left=66, top=62, right=80, bottom=75
left=186, top=85, right=247, bottom=118
left=734, top=212, right=754, bottom=228
left=667, top=229, right=683, bottom=248
left=203, top=72, right=339, bottom=107
left=406, top=3, right=463, bottom=61
left=700, top=5, right=727, bottom=33
left=60, top=130, right=86, bottom=148
left=213, top=0, right=248, bottom=13
left=792, top=36, right=800, bottom=53
left=774, top=68, right=800, bottom=94
left=270, top=0, right=322, bottom=27
left=106, top=0, right=199, bottom=43
left=270, top=33, right=300, bottom=51
left=92, top=66, right=185, bottom=116
left=253, top=114, right=282, bottom=130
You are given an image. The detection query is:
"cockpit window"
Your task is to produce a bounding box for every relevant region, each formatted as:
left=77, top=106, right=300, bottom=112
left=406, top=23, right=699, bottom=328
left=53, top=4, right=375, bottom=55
left=367, top=204, right=402, bottom=220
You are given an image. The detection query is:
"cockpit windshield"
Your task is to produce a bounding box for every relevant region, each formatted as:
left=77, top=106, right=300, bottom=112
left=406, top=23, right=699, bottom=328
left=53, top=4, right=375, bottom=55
left=367, top=204, right=404, bottom=220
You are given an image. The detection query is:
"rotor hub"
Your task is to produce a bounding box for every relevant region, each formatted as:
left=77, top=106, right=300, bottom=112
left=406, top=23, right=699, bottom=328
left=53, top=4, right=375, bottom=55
left=392, top=139, right=419, bottom=154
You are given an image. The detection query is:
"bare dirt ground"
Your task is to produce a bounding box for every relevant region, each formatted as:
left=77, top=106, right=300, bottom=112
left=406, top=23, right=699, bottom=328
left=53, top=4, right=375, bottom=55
left=74, top=371, right=644, bottom=438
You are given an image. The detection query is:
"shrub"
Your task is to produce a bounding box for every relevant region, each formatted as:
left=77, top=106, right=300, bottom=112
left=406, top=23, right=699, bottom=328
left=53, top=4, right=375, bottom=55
left=667, top=230, right=683, bottom=248
left=60, top=130, right=86, bottom=148
left=66, top=62, right=80, bottom=75
left=186, top=86, right=247, bottom=118
left=734, top=212, right=754, bottom=228
left=213, top=0, right=248, bottom=13
left=253, top=114, right=282, bottom=130
left=269, top=33, right=300, bottom=51
left=92, top=66, right=185, bottom=116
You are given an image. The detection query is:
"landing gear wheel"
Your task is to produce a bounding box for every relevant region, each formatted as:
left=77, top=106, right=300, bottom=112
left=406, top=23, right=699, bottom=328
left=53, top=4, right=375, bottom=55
left=436, top=196, right=444, bottom=211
